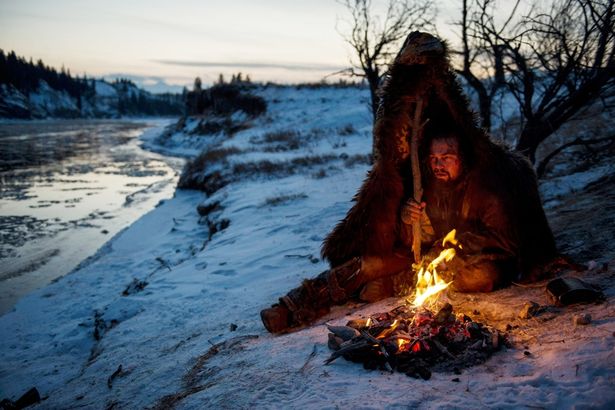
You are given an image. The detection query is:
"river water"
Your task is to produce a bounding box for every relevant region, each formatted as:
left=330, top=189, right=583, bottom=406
left=0, top=119, right=184, bottom=315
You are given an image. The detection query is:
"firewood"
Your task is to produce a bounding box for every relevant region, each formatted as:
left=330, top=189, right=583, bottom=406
left=327, top=333, right=344, bottom=351
left=431, top=339, right=456, bottom=360
left=324, top=339, right=370, bottom=365
left=360, top=330, right=394, bottom=373
left=326, top=325, right=360, bottom=341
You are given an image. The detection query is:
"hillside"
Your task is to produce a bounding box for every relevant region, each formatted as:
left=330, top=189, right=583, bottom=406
left=0, top=50, right=183, bottom=119
left=0, top=85, right=614, bottom=408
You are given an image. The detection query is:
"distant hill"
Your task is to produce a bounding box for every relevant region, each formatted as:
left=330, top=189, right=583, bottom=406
left=0, top=50, right=184, bottom=119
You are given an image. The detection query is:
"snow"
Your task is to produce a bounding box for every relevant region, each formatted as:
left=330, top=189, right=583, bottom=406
left=28, top=80, right=80, bottom=117
left=94, top=80, right=118, bottom=97
left=1, top=85, right=614, bottom=409
left=540, top=163, right=615, bottom=206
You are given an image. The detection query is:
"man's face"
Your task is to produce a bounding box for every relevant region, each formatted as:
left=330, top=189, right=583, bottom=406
left=429, top=137, right=462, bottom=182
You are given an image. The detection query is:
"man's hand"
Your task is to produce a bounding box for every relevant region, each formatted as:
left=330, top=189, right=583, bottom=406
left=401, top=199, right=426, bottom=225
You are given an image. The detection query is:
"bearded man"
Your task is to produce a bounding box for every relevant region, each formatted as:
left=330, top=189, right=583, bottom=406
left=402, top=132, right=518, bottom=293
left=261, top=32, right=557, bottom=334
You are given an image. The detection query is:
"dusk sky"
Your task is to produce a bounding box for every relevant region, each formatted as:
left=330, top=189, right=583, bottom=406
left=1, top=1, right=467, bottom=92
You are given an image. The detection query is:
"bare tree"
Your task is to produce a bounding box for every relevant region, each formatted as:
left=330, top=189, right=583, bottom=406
left=338, top=0, right=436, bottom=120
left=458, top=0, right=615, bottom=164
left=454, top=0, right=515, bottom=130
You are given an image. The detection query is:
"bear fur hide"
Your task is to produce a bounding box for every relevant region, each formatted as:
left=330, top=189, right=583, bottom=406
left=320, top=32, right=557, bottom=282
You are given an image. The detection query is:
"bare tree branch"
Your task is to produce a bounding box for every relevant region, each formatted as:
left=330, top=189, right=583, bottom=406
left=536, top=134, right=615, bottom=177
left=456, top=0, right=614, bottom=163
left=337, top=0, right=436, bottom=122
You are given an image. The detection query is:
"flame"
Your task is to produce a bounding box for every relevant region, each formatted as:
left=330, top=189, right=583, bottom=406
left=442, top=228, right=461, bottom=249
left=409, top=229, right=458, bottom=307
left=397, top=338, right=410, bottom=351
left=376, top=320, right=399, bottom=339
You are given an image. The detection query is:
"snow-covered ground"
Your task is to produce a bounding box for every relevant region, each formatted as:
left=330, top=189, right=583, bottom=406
left=1, top=85, right=614, bottom=409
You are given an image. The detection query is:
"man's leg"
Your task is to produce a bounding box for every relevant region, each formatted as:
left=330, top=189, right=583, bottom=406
left=451, top=258, right=515, bottom=292
left=261, top=254, right=412, bottom=333
left=261, top=257, right=361, bottom=333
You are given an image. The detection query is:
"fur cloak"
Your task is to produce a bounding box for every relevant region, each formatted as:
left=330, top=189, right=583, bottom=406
left=321, top=32, right=557, bottom=281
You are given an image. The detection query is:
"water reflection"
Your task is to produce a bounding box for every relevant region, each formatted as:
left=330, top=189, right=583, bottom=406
left=0, top=119, right=183, bottom=314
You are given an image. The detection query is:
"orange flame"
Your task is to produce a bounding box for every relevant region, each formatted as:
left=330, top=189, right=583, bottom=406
left=409, top=229, right=458, bottom=307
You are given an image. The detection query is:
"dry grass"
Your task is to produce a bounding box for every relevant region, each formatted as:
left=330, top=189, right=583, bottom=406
left=178, top=147, right=242, bottom=190
left=262, top=193, right=308, bottom=207
left=342, top=153, right=372, bottom=167
left=250, top=130, right=305, bottom=152
left=179, top=147, right=364, bottom=195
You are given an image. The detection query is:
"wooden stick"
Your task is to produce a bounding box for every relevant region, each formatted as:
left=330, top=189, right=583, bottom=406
left=360, top=330, right=394, bottom=373
left=410, top=98, right=426, bottom=263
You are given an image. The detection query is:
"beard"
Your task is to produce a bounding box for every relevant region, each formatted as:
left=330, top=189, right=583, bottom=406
left=430, top=170, right=461, bottom=192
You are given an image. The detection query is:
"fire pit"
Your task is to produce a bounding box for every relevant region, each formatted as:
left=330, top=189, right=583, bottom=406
left=325, top=230, right=505, bottom=379
left=325, top=303, right=503, bottom=380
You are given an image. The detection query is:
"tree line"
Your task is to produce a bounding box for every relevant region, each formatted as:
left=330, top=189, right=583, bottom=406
left=0, top=50, right=183, bottom=117
left=0, top=49, right=93, bottom=100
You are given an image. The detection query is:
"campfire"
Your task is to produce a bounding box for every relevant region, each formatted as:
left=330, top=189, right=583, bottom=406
left=325, top=230, right=504, bottom=379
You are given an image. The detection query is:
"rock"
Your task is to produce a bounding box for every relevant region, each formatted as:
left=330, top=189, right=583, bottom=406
left=435, top=303, right=454, bottom=323
left=573, top=313, right=592, bottom=325
left=518, top=301, right=541, bottom=319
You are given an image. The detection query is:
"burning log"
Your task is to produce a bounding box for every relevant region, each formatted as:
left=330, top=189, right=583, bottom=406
left=325, top=303, right=504, bottom=377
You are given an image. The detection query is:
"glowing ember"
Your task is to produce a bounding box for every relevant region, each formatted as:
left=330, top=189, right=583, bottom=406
left=409, top=229, right=459, bottom=307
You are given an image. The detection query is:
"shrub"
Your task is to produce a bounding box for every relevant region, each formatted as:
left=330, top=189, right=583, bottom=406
left=186, top=83, right=267, bottom=117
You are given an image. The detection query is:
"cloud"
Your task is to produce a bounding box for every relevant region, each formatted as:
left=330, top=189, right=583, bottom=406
left=153, top=59, right=347, bottom=72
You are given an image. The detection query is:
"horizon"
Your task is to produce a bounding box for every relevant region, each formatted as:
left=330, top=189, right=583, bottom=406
left=0, top=1, right=526, bottom=93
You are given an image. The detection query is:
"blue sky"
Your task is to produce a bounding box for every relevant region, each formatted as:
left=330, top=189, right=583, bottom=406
left=0, top=0, right=466, bottom=92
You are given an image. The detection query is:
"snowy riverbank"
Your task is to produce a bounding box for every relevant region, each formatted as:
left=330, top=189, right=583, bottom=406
left=1, top=85, right=614, bottom=409
left=0, top=119, right=182, bottom=315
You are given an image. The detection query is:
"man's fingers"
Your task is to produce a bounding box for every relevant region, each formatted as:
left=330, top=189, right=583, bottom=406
left=406, top=198, right=427, bottom=209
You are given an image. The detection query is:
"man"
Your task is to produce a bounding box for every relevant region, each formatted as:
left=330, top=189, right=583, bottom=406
left=261, top=31, right=557, bottom=334
left=261, top=131, right=520, bottom=334
left=402, top=132, right=518, bottom=292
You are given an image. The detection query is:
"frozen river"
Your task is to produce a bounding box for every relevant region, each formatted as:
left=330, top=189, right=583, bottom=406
left=0, top=119, right=184, bottom=315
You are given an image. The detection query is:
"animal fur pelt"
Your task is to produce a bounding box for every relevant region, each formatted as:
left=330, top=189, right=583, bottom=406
left=321, top=32, right=557, bottom=281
